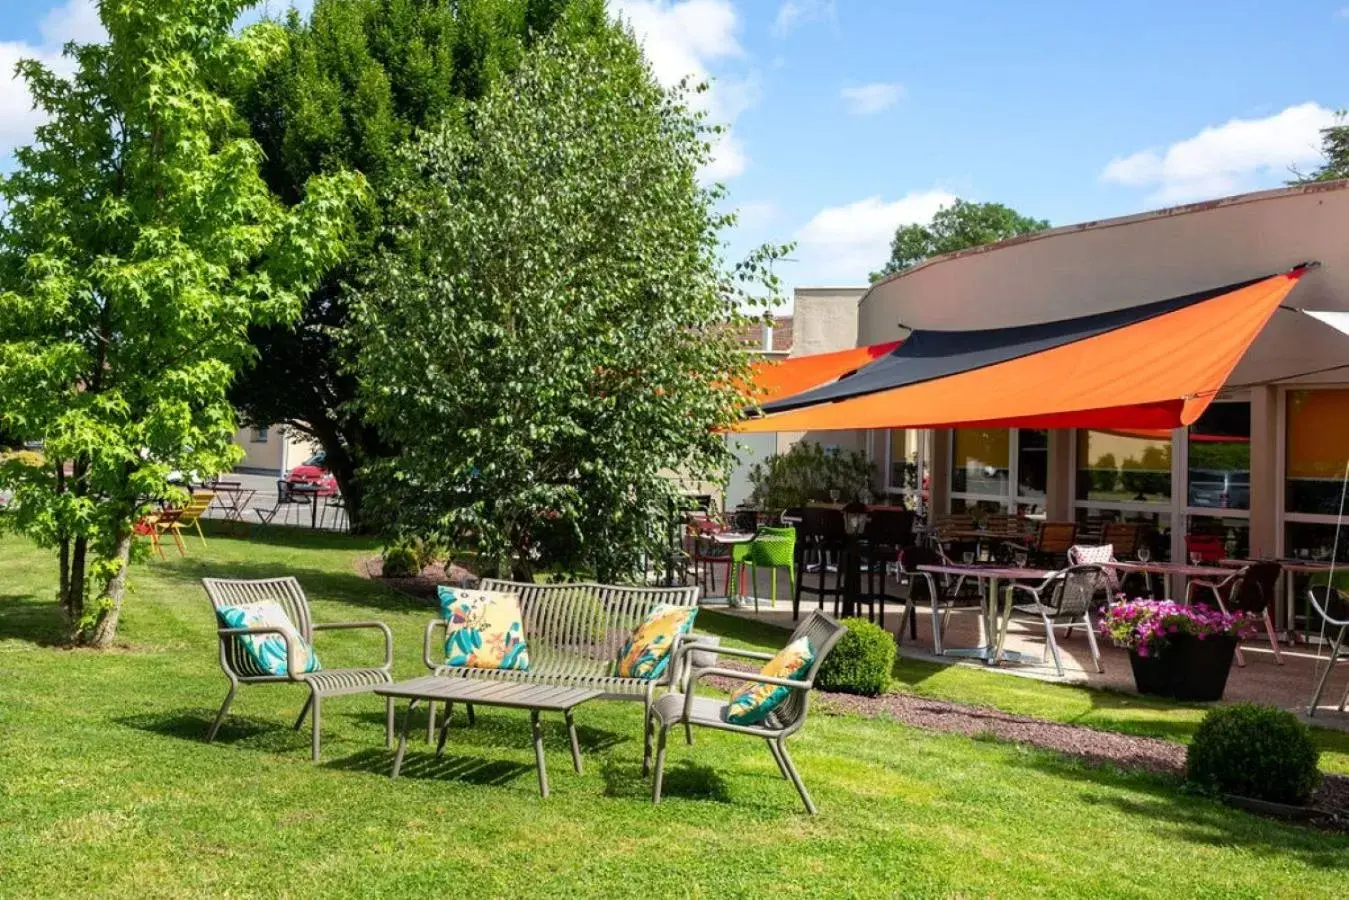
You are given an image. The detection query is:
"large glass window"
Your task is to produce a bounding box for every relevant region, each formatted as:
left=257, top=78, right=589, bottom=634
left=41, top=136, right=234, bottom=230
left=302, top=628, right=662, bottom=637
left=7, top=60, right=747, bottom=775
left=884, top=429, right=929, bottom=511
left=1187, top=401, right=1250, bottom=510
left=1075, top=429, right=1171, bottom=504
left=1286, top=389, right=1349, bottom=516
left=1017, top=429, right=1048, bottom=499
left=951, top=429, right=1010, bottom=496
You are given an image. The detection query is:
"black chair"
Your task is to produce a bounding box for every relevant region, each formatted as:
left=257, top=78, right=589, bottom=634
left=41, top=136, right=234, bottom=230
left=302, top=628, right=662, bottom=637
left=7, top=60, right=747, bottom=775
left=792, top=507, right=845, bottom=620
left=856, top=509, right=914, bottom=627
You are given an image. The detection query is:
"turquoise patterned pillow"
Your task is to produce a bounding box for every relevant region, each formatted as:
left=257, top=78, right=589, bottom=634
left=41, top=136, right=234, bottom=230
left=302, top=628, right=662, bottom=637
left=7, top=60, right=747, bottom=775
left=616, top=604, right=698, bottom=679
left=217, top=600, right=321, bottom=677
left=725, top=636, right=813, bottom=726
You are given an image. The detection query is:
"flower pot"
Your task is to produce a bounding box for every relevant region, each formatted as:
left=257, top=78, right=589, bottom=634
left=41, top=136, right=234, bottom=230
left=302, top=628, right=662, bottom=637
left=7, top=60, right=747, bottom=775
left=1127, top=634, right=1237, bottom=702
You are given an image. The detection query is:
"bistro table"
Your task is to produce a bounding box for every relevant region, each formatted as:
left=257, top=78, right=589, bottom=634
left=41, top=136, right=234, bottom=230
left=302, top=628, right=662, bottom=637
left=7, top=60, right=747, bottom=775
left=1104, top=560, right=1231, bottom=602
left=210, top=483, right=256, bottom=535
left=376, top=676, right=601, bottom=798
left=708, top=532, right=756, bottom=606
left=917, top=563, right=1056, bottom=665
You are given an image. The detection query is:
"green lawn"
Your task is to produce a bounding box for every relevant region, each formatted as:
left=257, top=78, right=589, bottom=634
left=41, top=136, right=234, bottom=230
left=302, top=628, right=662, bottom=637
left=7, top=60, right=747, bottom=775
left=1, top=528, right=1346, bottom=898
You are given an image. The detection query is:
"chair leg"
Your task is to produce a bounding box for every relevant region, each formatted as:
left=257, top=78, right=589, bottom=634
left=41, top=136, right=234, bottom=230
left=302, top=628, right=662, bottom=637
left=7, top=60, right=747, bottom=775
left=1083, top=612, right=1104, bottom=674
left=1264, top=610, right=1284, bottom=665
left=435, top=702, right=453, bottom=758
left=766, top=738, right=791, bottom=779
left=206, top=680, right=237, bottom=742
left=792, top=559, right=804, bottom=621
left=386, top=696, right=395, bottom=749
left=293, top=695, right=313, bottom=730
left=170, top=526, right=187, bottom=557
left=1307, top=629, right=1345, bottom=715
left=310, top=691, right=322, bottom=762
left=642, top=701, right=654, bottom=776
left=776, top=739, right=817, bottom=815
left=652, top=727, right=670, bottom=804
left=195, top=520, right=208, bottom=548
left=1041, top=613, right=1065, bottom=677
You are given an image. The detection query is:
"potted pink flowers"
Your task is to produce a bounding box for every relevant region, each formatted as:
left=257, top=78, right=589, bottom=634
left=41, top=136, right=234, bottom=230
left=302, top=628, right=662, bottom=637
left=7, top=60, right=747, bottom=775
left=1100, top=600, right=1258, bottom=701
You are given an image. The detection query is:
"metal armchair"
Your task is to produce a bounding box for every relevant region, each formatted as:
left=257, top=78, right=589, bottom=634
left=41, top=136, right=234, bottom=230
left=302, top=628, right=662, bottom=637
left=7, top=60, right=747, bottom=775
left=1006, top=565, right=1106, bottom=676
left=648, top=611, right=848, bottom=814
left=1186, top=561, right=1283, bottom=667
left=202, top=577, right=394, bottom=761
left=1307, top=585, right=1349, bottom=716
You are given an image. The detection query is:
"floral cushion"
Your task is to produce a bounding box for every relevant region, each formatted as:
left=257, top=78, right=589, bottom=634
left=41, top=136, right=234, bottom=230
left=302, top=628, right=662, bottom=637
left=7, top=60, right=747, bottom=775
left=1069, top=543, right=1115, bottom=566
left=725, top=636, right=814, bottom=726
left=438, top=586, right=530, bottom=671
left=216, top=600, right=321, bottom=677
left=616, top=604, right=698, bottom=679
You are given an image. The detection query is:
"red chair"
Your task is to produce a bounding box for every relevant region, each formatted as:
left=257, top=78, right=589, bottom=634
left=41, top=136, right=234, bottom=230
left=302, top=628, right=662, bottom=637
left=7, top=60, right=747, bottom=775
left=1184, top=533, right=1225, bottom=563
left=686, top=514, right=733, bottom=597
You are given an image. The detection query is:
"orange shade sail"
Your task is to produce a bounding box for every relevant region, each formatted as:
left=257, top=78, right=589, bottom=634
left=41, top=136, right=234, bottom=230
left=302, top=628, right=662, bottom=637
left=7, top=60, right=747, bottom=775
left=734, top=269, right=1306, bottom=434
left=745, top=340, right=902, bottom=406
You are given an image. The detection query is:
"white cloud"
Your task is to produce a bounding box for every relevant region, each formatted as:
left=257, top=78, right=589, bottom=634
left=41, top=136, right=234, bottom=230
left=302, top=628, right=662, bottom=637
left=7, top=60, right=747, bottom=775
left=793, top=190, right=957, bottom=284
left=1101, top=102, right=1336, bottom=205
left=610, top=0, right=756, bottom=180
left=1, top=1, right=104, bottom=162
left=772, top=0, right=835, bottom=37
left=841, top=82, right=904, bottom=115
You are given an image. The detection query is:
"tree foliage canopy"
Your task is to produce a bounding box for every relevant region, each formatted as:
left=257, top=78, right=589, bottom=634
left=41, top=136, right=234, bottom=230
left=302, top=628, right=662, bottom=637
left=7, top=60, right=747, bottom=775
left=350, top=21, right=781, bottom=579
left=871, top=198, right=1049, bottom=281
left=0, top=0, right=363, bottom=644
left=231, top=0, right=601, bottom=529
left=1298, top=111, right=1349, bottom=183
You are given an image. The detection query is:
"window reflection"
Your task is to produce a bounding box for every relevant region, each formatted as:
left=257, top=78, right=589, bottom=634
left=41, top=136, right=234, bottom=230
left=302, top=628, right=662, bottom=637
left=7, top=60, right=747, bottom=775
left=1075, top=430, right=1171, bottom=503
left=1286, top=390, right=1349, bottom=515
left=1187, top=401, right=1250, bottom=510
left=1017, top=429, right=1048, bottom=498
left=952, top=429, right=1010, bottom=496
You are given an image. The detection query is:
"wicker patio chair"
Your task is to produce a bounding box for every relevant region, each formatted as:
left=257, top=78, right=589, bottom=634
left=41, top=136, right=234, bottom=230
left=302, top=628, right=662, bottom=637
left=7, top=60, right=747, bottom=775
left=648, top=611, right=848, bottom=814
left=1006, top=564, right=1107, bottom=676
left=202, top=577, right=394, bottom=761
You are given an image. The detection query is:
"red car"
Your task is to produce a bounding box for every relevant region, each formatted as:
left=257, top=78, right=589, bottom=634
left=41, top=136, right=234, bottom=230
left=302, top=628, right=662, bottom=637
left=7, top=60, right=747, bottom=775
left=285, top=451, right=338, bottom=497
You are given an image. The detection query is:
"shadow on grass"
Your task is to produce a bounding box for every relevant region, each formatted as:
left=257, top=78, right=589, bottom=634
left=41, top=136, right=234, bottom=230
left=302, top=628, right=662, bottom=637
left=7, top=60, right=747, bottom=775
left=353, top=707, right=628, bottom=755
left=600, top=756, right=733, bottom=805
left=197, top=520, right=381, bottom=554
left=117, top=709, right=276, bottom=746
left=1007, top=748, right=1349, bottom=866
left=147, top=556, right=431, bottom=615
left=326, top=747, right=533, bottom=787
left=0, top=593, right=67, bottom=646
left=697, top=609, right=790, bottom=649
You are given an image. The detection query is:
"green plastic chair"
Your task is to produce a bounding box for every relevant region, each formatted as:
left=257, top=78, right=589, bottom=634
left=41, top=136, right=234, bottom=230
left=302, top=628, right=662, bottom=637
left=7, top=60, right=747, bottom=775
left=733, top=525, right=796, bottom=612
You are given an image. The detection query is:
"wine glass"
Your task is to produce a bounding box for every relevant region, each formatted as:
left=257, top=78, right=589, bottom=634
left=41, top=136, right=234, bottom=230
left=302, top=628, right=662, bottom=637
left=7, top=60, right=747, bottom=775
left=1189, top=551, right=1202, bottom=566
left=1013, top=549, right=1029, bottom=569
left=1137, top=545, right=1152, bottom=563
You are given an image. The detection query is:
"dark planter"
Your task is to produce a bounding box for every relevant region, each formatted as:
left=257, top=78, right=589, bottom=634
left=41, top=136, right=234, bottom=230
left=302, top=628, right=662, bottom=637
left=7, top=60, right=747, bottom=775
left=1128, top=634, right=1237, bottom=701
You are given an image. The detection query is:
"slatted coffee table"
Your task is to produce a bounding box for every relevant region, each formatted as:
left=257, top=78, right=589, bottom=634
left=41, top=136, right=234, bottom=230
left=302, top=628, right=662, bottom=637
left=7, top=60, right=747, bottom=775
left=375, top=676, right=601, bottom=797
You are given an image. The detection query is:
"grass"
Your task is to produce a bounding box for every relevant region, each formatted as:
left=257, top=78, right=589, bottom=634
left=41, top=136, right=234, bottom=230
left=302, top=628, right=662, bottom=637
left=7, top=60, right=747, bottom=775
left=2, top=527, right=1347, bottom=897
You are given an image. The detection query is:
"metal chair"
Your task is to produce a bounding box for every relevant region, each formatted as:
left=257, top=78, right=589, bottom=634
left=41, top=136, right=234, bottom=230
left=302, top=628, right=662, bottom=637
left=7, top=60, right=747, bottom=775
left=1186, top=561, right=1284, bottom=666
left=894, top=544, right=985, bottom=655
left=1007, top=565, right=1107, bottom=676
left=1307, top=585, right=1349, bottom=716
left=202, top=577, right=394, bottom=761
left=649, top=611, right=848, bottom=814
left=792, top=507, right=845, bottom=620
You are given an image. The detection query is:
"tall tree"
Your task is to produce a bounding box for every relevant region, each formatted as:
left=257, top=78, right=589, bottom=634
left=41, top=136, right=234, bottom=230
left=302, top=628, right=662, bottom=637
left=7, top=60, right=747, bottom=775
left=231, top=0, right=600, bottom=531
left=871, top=198, right=1049, bottom=281
left=1298, top=112, right=1349, bottom=182
left=350, top=21, right=782, bottom=580
left=0, top=0, right=363, bottom=646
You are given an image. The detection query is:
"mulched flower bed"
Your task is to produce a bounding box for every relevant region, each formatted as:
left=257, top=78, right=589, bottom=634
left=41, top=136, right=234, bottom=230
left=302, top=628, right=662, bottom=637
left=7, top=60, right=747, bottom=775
left=355, top=555, right=476, bottom=605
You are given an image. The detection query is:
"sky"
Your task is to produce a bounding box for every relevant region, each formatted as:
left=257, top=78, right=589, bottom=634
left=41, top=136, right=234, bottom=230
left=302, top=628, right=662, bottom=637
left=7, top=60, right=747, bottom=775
left=2, top=0, right=1346, bottom=305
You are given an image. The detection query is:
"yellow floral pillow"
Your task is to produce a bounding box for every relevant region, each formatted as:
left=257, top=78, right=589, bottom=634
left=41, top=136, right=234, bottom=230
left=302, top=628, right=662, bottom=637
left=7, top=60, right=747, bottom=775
left=725, top=636, right=814, bottom=725
left=438, top=587, right=530, bottom=671
left=616, top=604, right=698, bottom=679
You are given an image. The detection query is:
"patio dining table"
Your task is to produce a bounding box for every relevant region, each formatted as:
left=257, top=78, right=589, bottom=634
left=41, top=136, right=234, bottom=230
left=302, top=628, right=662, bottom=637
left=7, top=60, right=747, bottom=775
left=703, top=532, right=755, bottom=607
left=210, top=484, right=256, bottom=535
left=917, top=563, right=1055, bottom=666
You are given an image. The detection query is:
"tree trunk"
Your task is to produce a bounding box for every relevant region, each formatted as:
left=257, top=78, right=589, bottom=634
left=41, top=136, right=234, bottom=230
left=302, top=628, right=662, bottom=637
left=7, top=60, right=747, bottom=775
left=65, top=535, right=88, bottom=640
left=87, top=530, right=134, bottom=649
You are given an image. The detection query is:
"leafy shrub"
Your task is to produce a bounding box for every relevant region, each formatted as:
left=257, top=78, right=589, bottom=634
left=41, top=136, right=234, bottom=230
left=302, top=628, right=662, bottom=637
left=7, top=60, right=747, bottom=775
left=381, top=544, right=421, bottom=578
left=1186, top=703, right=1321, bottom=805
left=0, top=450, right=44, bottom=468
left=816, top=618, right=894, bottom=696
left=748, top=441, right=875, bottom=512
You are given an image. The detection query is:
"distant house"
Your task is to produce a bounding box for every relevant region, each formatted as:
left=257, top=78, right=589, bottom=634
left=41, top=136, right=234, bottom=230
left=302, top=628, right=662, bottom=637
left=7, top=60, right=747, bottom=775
left=231, top=423, right=320, bottom=478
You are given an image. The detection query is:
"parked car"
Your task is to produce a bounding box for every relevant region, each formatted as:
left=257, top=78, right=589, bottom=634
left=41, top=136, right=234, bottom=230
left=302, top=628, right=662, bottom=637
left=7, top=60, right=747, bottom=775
left=1187, top=469, right=1249, bottom=509
left=285, top=451, right=338, bottom=497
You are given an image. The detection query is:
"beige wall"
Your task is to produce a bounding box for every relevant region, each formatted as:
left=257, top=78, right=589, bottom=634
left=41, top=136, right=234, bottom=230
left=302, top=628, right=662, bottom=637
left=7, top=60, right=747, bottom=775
left=232, top=425, right=319, bottom=476
left=780, top=287, right=869, bottom=457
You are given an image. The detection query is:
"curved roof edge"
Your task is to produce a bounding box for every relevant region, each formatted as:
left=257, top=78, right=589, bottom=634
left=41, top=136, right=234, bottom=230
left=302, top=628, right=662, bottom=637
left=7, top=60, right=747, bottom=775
left=861, top=179, right=1349, bottom=307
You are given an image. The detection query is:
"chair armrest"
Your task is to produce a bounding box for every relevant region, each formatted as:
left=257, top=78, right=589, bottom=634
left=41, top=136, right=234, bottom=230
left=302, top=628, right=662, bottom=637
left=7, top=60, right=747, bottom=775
left=697, top=645, right=776, bottom=663
left=312, top=620, right=393, bottom=670
left=668, top=633, right=720, bottom=690
left=423, top=619, right=449, bottom=670
left=217, top=625, right=302, bottom=679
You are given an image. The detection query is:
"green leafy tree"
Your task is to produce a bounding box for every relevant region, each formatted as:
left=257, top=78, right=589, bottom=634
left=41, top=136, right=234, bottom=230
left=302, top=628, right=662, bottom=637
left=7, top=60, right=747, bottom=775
left=0, top=1, right=364, bottom=646
left=350, top=22, right=783, bottom=580
left=871, top=199, right=1049, bottom=281
left=231, top=0, right=600, bottom=530
left=1296, top=111, right=1349, bottom=182
left=748, top=442, right=875, bottom=511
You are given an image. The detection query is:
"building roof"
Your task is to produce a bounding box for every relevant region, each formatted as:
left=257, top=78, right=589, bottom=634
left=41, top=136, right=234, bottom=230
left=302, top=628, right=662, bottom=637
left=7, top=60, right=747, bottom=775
left=735, top=315, right=794, bottom=354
